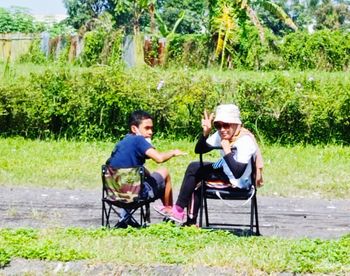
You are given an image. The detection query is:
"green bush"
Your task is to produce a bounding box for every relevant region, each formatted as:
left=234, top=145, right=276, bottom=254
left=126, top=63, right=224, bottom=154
left=100, top=30, right=124, bottom=66
left=167, top=34, right=210, bottom=68
left=18, top=39, right=47, bottom=64
left=79, top=29, right=107, bottom=66
left=0, top=7, right=43, bottom=33
left=123, top=27, right=348, bottom=71
left=0, top=68, right=349, bottom=144
left=280, top=30, right=350, bottom=71
left=13, top=28, right=350, bottom=71
left=56, top=35, right=72, bottom=65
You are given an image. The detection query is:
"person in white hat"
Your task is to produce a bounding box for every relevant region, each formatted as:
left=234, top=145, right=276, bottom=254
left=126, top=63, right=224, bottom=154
left=154, top=104, right=263, bottom=225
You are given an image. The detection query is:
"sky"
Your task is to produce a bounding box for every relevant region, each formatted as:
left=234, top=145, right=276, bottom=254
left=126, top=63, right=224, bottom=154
left=0, top=0, right=67, bottom=16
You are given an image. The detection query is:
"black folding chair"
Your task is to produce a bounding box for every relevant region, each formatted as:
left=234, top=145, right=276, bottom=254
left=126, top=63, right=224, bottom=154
left=198, top=148, right=260, bottom=236
left=101, top=165, right=154, bottom=228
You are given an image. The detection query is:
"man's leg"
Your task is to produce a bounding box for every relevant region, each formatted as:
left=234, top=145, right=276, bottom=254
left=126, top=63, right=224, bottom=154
left=154, top=168, right=173, bottom=206
left=158, top=161, right=214, bottom=223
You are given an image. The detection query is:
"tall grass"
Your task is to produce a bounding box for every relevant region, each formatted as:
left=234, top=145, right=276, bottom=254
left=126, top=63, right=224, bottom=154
left=3, top=63, right=350, bottom=81
left=0, top=63, right=81, bottom=80
left=0, top=137, right=349, bottom=199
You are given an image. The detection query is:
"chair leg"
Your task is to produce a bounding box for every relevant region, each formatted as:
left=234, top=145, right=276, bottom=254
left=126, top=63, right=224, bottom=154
left=204, top=196, right=210, bottom=227
left=254, top=196, right=260, bottom=235
left=145, top=203, right=151, bottom=223
left=140, top=206, right=146, bottom=226
left=115, top=209, right=141, bottom=228
left=104, top=203, right=112, bottom=228
left=199, top=185, right=204, bottom=227
left=250, top=199, right=254, bottom=233
left=140, top=206, right=144, bottom=226
left=102, top=201, right=105, bottom=226
left=199, top=205, right=203, bottom=227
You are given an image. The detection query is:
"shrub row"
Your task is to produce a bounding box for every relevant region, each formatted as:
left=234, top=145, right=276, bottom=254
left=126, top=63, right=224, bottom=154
left=280, top=30, right=350, bottom=71
left=19, top=29, right=350, bottom=72
left=159, top=29, right=350, bottom=71
left=0, top=67, right=349, bottom=144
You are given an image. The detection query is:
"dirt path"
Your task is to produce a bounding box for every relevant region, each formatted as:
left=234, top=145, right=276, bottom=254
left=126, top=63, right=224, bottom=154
left=1, top=186, right=349, bottom=239
left=1, top=186, right=349, bottom=275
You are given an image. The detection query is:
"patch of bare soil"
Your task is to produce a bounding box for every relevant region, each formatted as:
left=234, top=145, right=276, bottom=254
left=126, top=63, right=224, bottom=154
left=2, top=258, right=266, bottom=275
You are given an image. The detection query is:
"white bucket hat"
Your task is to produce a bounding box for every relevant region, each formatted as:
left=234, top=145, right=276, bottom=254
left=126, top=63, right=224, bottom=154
left=214, top=104, right=242, bottom=125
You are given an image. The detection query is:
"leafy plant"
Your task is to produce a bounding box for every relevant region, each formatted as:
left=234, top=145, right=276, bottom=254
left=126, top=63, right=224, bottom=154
left=280, top=29, right=350, bottom=71
left=0, top=7, right=43, bottom=33
left=18, top=39, right=47, bottom=64
left=0, top=66, right=349, bottom=144
left=0, top=226, right=349, bottom=273
left=167, top=34, right=209, bottom=68
left=211, top=3, right=238, bottom=70
left=79, top=29, right=107, bottom=66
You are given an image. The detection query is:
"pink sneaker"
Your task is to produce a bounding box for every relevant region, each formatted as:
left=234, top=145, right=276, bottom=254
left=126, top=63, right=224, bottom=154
left=168, top=208, right=185, bottom=224
left=153, top=205, right=172, bottom=217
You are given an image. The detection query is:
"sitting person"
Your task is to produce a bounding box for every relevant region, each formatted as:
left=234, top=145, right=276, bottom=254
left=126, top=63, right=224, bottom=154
left=156, top=103, right=263, bottom=225
left=106, top=110, right=185, bottom=213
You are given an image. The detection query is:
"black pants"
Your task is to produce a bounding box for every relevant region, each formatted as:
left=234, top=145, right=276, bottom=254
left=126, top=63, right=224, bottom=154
left=176, top=161, right=228, bottom=224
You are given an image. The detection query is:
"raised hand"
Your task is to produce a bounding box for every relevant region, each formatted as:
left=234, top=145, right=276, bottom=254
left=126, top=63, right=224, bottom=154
left=201, top=109, right=214, bottom=136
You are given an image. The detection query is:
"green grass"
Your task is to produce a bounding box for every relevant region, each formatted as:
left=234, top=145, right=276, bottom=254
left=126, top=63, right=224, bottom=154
left=3, top=63, right=350, bottom=81
left=0, top=137, right=349, bottom=199
left=0, top=62, right=82, bottom=80
left=0, top=225, right=349, bottom=273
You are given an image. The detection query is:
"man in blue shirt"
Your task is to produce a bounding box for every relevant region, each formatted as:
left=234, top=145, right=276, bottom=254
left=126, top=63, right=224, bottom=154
left=107, top=110, right=185, bottom=212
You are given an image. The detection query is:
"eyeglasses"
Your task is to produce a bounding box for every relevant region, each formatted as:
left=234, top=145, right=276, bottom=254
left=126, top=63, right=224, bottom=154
left=214, top=122, right=232, bottom=130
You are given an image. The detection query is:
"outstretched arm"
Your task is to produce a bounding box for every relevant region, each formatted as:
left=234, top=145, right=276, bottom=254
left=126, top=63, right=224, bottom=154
left=145, top=148, right=185, bottom=163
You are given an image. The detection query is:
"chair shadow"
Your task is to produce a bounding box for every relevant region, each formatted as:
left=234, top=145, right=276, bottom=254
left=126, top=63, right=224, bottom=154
left=201, top=226, right=261, bottom=237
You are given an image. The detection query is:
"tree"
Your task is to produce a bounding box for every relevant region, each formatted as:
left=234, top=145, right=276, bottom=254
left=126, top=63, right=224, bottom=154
left=155, top=0, right=208, bottom=34
left=292, top=0, right=320, bottom=29
left=63, top=0, right=115, bottom=29
left=283, top=0, right=350, bottom=32
left=314, top=0, right=350, bottom=30
left=0, top=6, right=43, bottom=33
left=253, top=0, right=299, bottom=35
left=113, top=0, right=156, bottom=35
left=210, top=0, right=298, bottom=42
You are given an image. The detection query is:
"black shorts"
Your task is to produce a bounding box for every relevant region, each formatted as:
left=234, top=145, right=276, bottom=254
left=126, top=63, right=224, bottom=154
left=143, top=172, right=165, bottom=200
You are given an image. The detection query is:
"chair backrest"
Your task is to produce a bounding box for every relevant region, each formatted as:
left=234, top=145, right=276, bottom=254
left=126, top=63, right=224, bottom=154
left=102, top=165, right=144, bottom=203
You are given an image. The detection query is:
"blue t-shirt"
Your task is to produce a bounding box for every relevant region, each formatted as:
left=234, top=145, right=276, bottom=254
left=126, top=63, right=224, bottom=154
left=108, top=134, right=153, bottom=169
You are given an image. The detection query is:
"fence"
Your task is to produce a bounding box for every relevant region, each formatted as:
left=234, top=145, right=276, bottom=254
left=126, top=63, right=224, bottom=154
left=0, top=32, right=84, bottom=63
left=0, top=33, right=37, bottom=62
left=0, top=32, right=167, bottom=67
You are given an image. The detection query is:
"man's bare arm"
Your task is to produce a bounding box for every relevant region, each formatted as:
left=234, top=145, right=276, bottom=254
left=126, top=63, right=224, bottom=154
left=145, top=148, right=185, bottom=163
